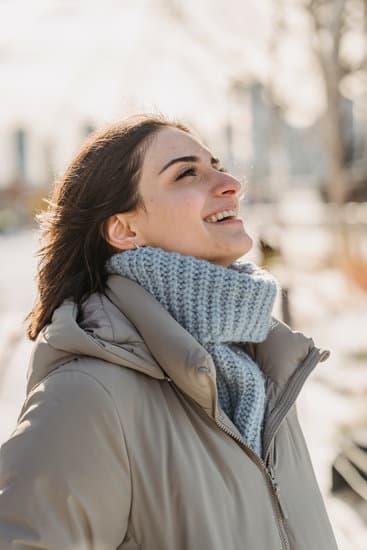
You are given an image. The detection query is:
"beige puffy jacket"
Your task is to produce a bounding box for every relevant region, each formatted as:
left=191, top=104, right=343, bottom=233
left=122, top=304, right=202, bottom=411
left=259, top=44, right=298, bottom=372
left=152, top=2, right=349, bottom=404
left=0, top=275, right=338, bottom=549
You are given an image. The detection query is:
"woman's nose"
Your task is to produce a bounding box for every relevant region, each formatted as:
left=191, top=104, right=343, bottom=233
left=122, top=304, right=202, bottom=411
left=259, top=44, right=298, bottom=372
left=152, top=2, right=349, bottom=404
left=212, top=172, right=242, bottom=197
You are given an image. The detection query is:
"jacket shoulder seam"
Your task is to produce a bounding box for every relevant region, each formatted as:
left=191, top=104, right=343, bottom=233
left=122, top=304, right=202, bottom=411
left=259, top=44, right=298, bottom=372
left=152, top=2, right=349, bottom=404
left=66, top=360, right=136, bottom=541
left=44, top=360, right=132, bottom=444
left=26, top=360, right=133, bottom=514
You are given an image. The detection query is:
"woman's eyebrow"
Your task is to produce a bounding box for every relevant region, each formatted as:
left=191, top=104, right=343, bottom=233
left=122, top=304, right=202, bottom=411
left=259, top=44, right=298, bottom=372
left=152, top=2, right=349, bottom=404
left=158, top=155, right=220, bottom=174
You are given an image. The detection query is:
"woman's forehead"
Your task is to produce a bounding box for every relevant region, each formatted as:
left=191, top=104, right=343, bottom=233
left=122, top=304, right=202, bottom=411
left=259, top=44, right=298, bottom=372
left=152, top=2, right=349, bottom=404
left=143, top=127, right=211, bottom=171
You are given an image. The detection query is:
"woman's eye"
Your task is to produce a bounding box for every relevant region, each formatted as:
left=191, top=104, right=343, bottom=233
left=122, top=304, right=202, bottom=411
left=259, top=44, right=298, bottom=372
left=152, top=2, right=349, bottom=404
left=175, top=165, right=227, bottom=181
left=176, top=167, right=197, bottom=180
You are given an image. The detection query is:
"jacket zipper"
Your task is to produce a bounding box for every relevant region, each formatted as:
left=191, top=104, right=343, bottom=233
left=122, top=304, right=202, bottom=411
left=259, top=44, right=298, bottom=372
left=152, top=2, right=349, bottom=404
left=166, top=377, right=290, bottom=549
left=214, top=413, right=290, bottom=550
left=212, top=347, right=329, bottom=550
left=166, top=346, right=329, bottom=550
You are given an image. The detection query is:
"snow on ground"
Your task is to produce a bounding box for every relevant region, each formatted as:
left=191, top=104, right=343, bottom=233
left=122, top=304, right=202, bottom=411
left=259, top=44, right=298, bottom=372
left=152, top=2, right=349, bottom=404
left=297, top=302, right=367, bottom=550
left=0, top=226, right=366, bottom=549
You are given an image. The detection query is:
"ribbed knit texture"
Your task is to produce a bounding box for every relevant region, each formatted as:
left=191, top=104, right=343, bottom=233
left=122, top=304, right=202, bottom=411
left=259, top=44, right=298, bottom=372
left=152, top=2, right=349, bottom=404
left=106, top=247, right=278, bottom=456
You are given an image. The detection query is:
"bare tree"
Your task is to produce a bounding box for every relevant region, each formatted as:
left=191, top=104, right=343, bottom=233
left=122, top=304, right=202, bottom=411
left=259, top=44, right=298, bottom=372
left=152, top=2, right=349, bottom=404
left=310, top=0, right=347, bottom=204
left=302, top=0, right=367, bottom=264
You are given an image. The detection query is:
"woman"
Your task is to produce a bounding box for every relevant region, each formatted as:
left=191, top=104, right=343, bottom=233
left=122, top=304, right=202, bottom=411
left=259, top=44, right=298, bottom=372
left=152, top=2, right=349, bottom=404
left=0, top=114, right=338, bottom=549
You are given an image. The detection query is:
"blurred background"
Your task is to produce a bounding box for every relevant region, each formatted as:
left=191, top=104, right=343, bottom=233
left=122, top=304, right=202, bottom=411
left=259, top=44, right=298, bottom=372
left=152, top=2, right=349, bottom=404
left=0, top=0, right=366, bottom=547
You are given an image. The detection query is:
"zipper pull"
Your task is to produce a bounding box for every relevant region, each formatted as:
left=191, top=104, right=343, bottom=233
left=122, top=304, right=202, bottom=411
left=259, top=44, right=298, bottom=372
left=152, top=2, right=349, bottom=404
left=268, top=466, right=288, bottom=520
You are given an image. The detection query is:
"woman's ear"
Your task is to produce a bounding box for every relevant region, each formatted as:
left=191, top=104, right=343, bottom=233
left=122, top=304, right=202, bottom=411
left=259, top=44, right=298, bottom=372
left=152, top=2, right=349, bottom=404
left=103, top=214, right=137, bottom=251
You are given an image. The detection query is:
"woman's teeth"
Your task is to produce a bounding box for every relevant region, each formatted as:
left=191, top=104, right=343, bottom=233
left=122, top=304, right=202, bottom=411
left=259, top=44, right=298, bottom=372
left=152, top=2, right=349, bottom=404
left=205, top=209, right=237, bottom=223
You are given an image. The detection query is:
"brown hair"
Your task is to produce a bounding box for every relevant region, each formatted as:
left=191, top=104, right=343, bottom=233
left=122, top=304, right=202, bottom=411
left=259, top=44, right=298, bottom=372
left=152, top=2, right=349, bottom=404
left=27, top=114, right=191, bottom=340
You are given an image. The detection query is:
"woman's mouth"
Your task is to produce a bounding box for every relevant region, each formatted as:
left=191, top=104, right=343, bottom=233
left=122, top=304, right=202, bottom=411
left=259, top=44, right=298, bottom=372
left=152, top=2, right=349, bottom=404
left=204, top=209, right=241, bottom=224
left=205, top=218, right=243, bottom=225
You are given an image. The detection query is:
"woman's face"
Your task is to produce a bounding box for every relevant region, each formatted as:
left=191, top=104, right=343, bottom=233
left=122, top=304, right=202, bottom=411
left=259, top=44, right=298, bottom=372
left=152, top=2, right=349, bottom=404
left=108, top=126, right=253, bottom=267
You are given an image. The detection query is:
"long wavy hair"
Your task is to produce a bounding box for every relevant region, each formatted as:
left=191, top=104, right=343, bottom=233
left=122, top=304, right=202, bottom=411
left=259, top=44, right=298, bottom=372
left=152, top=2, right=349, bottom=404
left=27, top=114, right=191, bottom=340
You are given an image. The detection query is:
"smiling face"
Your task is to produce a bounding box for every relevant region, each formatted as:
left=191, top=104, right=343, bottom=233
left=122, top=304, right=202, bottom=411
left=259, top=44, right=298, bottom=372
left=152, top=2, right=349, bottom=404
left=105, top=126, right=253, bottom=267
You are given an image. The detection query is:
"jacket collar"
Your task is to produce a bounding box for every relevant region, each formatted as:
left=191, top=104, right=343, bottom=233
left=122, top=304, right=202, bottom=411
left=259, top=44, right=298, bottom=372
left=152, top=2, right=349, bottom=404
left=105, top=275, right=328, bottom=400
left=28, top=273, right=329, bottom=412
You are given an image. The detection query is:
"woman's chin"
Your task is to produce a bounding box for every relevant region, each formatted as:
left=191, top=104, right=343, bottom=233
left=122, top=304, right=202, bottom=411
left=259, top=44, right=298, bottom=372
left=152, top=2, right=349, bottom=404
left=207, top=237, right=253, bottom=267
left=228, top=232, right=253, bottom=256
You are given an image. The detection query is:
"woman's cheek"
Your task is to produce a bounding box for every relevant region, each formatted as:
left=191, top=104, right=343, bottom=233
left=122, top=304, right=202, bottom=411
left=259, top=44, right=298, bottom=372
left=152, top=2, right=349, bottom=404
left=178, top=190, right=204, bottom=212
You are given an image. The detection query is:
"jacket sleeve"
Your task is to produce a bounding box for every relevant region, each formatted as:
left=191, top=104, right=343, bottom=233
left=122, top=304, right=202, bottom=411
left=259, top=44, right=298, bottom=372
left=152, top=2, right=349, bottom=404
left=0, top=367, right=132, bottom=549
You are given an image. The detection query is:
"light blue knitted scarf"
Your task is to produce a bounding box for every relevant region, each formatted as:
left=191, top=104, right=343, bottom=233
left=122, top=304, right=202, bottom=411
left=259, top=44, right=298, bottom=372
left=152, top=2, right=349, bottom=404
left=106, top=247, right=278, bottom=456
